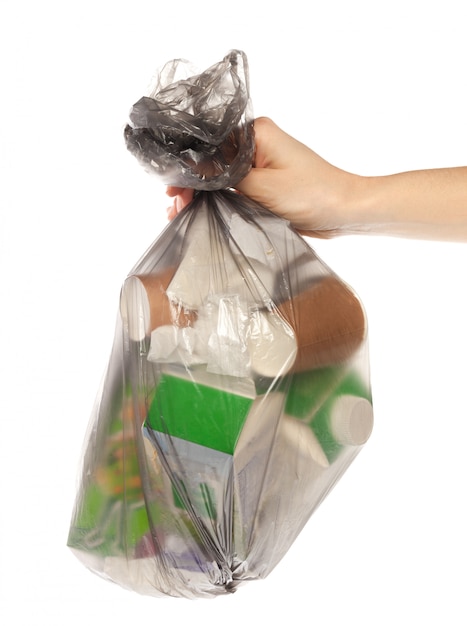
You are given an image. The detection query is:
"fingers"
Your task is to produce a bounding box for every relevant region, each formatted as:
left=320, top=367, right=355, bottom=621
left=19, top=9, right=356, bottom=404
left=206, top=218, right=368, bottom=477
left=165, top=187, right=195, bottom=220
left=164, top=117, right=293, bottom=220
left=166, top=186, right=183, bottom=198
left=166, top=202, right=178, bottom=220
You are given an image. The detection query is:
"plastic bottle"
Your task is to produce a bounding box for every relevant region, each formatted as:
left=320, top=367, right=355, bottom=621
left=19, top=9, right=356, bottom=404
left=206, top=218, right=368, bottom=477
left=284, top=365, right=373, bottom=463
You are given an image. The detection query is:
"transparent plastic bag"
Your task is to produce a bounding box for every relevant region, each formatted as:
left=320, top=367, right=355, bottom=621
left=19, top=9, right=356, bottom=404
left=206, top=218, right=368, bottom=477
left=68, top=51, right=373, bottom=598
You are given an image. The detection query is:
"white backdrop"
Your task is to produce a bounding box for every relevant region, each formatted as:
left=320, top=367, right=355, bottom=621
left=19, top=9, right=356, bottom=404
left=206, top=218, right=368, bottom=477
left=1, top=1, right=467, bottom=624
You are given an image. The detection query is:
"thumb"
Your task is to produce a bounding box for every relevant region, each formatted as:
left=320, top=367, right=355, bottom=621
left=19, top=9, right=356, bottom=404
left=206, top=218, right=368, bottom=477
left=235, top=167, right=278, bottom=209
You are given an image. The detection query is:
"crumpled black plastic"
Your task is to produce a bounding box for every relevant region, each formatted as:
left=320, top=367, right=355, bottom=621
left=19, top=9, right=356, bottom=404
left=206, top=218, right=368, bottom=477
left=124, top=50, right=255, bottom=190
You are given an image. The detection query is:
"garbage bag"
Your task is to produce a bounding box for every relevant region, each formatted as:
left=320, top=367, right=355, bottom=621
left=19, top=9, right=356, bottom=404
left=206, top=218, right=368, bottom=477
left=68, top=50, right=373, bottom=599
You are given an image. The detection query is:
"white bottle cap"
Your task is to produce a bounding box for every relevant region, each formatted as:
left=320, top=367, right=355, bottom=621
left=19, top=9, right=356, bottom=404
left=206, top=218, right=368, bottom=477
left=329, top=395, right=374, bottom=446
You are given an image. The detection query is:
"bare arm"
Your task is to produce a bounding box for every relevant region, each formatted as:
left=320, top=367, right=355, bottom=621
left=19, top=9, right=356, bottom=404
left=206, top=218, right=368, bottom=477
left=350, top=167, right=467, bottom=241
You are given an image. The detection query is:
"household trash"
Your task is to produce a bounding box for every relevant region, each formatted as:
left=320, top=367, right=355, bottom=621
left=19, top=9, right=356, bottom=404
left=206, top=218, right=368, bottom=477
left=68, top=50, right=373, bottom=599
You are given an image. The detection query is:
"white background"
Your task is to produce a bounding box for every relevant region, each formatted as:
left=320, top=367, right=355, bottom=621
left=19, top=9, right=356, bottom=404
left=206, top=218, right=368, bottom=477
left=1, top=0, right=467, bottom=624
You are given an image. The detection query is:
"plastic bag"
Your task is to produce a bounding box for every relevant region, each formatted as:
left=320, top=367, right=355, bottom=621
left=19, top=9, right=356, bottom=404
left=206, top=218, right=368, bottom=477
left=124, top=49, right=254, bottom=190
left=68, top=50, right=373, bottom=598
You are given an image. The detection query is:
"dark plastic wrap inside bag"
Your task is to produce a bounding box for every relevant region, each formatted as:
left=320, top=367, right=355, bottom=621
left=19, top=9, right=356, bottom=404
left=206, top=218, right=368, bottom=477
left=68, top=51, right=373, bottom=598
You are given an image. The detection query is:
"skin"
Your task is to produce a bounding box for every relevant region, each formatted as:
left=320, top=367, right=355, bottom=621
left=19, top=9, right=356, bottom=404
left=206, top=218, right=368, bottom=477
left=167, top=116, right=467, bottom=242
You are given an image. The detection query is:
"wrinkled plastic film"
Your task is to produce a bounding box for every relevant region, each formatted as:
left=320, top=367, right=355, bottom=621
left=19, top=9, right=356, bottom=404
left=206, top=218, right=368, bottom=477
left=68, top=51, right=373, bottom=598
left=124, top=50, right=254, bottom=190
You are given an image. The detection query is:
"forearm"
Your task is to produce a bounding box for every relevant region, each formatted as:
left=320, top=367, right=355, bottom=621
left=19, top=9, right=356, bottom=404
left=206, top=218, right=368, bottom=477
left=347, top=167, right=467, bottom=241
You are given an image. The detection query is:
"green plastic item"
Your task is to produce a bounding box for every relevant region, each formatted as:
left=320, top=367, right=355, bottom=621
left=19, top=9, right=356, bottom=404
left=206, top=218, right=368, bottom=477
left=147, top=371, right=254, bottom=454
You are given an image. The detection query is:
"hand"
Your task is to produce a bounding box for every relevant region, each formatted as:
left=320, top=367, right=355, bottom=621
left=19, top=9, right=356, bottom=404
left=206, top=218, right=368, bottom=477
left=234, top=117, right=359, bottom=237
left=166, top=117, right=359, bottom=237
left=166, top=117, right=467, bottom=241
left=166, top=186, right=196, bottom=220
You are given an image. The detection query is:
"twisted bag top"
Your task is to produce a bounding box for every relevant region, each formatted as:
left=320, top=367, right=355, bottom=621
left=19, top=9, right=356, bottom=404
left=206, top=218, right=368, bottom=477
left=124, top=50, right=255, bottom=190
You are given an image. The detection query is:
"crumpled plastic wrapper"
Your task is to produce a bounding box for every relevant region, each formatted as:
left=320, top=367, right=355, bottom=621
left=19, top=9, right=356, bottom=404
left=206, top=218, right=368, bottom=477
left=68, top=50, right=373, bottom=599
left=124, top=50, right=254, bottom=189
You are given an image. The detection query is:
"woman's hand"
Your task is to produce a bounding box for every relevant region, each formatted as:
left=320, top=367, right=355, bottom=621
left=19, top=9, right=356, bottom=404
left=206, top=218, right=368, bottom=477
left=166, top=117, right=467, bottom=241
left=166, top=117, right=361, bottom=237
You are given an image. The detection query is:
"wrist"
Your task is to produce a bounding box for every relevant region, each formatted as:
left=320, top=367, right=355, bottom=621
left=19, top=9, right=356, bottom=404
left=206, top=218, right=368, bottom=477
left=337, top=174, right=390, bottom=235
